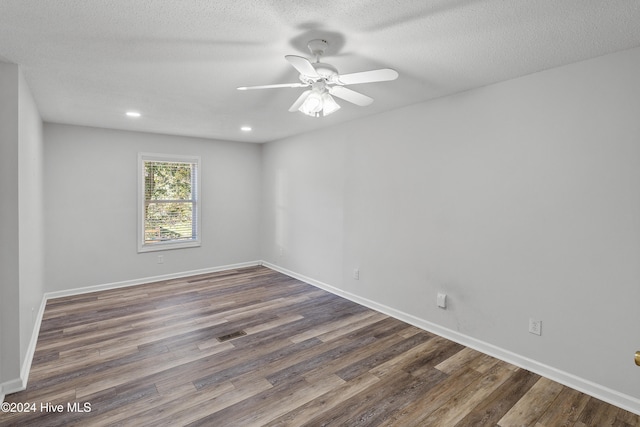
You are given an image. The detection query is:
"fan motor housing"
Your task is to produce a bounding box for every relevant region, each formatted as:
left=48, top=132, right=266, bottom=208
left=312, top=62, right=338, bottom=78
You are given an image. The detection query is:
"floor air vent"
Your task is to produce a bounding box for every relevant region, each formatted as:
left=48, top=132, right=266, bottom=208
left=217, top=330, right=247, bottom=342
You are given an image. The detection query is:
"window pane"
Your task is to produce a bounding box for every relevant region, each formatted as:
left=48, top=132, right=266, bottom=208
left=145, top=162, right=193, bottom=201
left=144, top=201, right=194, bottom=243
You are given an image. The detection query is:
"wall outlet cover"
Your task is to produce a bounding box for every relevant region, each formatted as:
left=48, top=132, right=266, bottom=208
left=437, top=293, right=447, bottom=309
left=529, top=318, right=542, bottom=336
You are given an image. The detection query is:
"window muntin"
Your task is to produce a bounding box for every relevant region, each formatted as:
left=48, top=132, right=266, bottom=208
left=138, top=153, right=200, bottom=252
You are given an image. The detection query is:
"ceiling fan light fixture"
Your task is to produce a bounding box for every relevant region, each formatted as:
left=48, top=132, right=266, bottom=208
left=299, top=90, right=323, bottom=116
left=298, top=90, right=341, bottom=117
left=321, top=93, right=340, bottom=116
left=298, top=106, right=319, bottom=117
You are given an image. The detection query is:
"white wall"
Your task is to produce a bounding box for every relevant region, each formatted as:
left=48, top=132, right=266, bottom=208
left=44, top=124, right=262, bottom=292
left=262, top=46, right=640, bottom=408
left=18, top=70, right=44, bottom=366
left=261, top=135, right=345, bottom=286
left=0, top=62, right=44, bottom=397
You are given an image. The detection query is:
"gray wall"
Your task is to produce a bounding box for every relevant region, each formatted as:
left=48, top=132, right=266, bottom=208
left=0, top=62, right=44, bottom=394
left=0, top=62, right=20, bottom=393
left=261, top=47, right=640, bottom=401
left=43, top=124, right=262, bottom=292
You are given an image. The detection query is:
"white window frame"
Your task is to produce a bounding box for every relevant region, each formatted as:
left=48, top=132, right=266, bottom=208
left=138, top=152, right=201, bottom=253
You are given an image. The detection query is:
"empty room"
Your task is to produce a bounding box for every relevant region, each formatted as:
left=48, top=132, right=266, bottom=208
left=1, top=1, right=640, bottom=425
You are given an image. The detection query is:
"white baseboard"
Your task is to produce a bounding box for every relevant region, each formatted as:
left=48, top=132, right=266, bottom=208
left=45, top=260, right=262, bottom=300
left=0, top=292, right=47, bottom=403
left=262, top=261, right=640, bottom=416
left=0, top=260, right=262, bottom=403
left=0, top=378, right=23, bottom=403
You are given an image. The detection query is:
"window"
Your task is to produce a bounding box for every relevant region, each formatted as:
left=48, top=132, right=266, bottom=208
left=138, top=153, right=201, bottom=252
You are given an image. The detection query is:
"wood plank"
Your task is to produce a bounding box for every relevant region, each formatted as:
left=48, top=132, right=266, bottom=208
left=498, top=377, right=565, bottom=426
left=231, top=374, right=346, bottom=427
left=454, top=367, right=541, bottom=426
left=418, top=361, right=518, bottom=427
left=263, top=372, right=381, bottom=426
left=575, top=397, right=629, bottom=426
left=288, top=310, right=378, bottom=343
left=435, top=346, right=500, bottom=375
left=534, top=387, right=591, bottom=427
left=301, top=369, right=418, bottom=426
left=377, top=367, right=482, bottom=426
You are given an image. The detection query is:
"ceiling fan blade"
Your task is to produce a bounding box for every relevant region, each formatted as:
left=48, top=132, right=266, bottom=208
left=288, top=90, right=311, bottom=112
left=329, top=86, right=373, bottom=106
left=237, top=82, right=307, bottom=90
left=285, top=55, right=320, bottom=78
left=336, top=68, right=398, bottom=85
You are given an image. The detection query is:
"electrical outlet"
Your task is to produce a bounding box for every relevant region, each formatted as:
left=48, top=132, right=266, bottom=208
left=157, top=255, right=164, bottom=264
left=353, top=268, right=360, bottom=280
left=529, top=318, right=542, bottom=336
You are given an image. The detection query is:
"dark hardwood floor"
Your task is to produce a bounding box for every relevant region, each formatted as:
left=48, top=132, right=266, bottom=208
left=1, top=266, right=638, bottom=426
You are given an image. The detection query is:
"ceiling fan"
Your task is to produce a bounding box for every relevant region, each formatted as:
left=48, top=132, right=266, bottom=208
left=237, top=39, right=399, bottom=117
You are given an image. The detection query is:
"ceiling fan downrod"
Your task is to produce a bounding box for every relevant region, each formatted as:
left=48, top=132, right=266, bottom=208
left=307, top=39, right=329, bottom=63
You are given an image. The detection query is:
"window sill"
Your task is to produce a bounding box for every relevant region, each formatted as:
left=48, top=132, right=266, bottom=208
left=138, top=240, right=201, bottom=253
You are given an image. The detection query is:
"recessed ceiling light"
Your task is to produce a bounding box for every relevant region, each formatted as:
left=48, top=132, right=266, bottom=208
left=241, top=126, right=252, bottom=132
left=126, top=111, right=141, bottom=118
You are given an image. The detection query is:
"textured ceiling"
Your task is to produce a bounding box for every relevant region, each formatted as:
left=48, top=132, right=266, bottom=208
left=1, top=0, right=640, bottom=143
